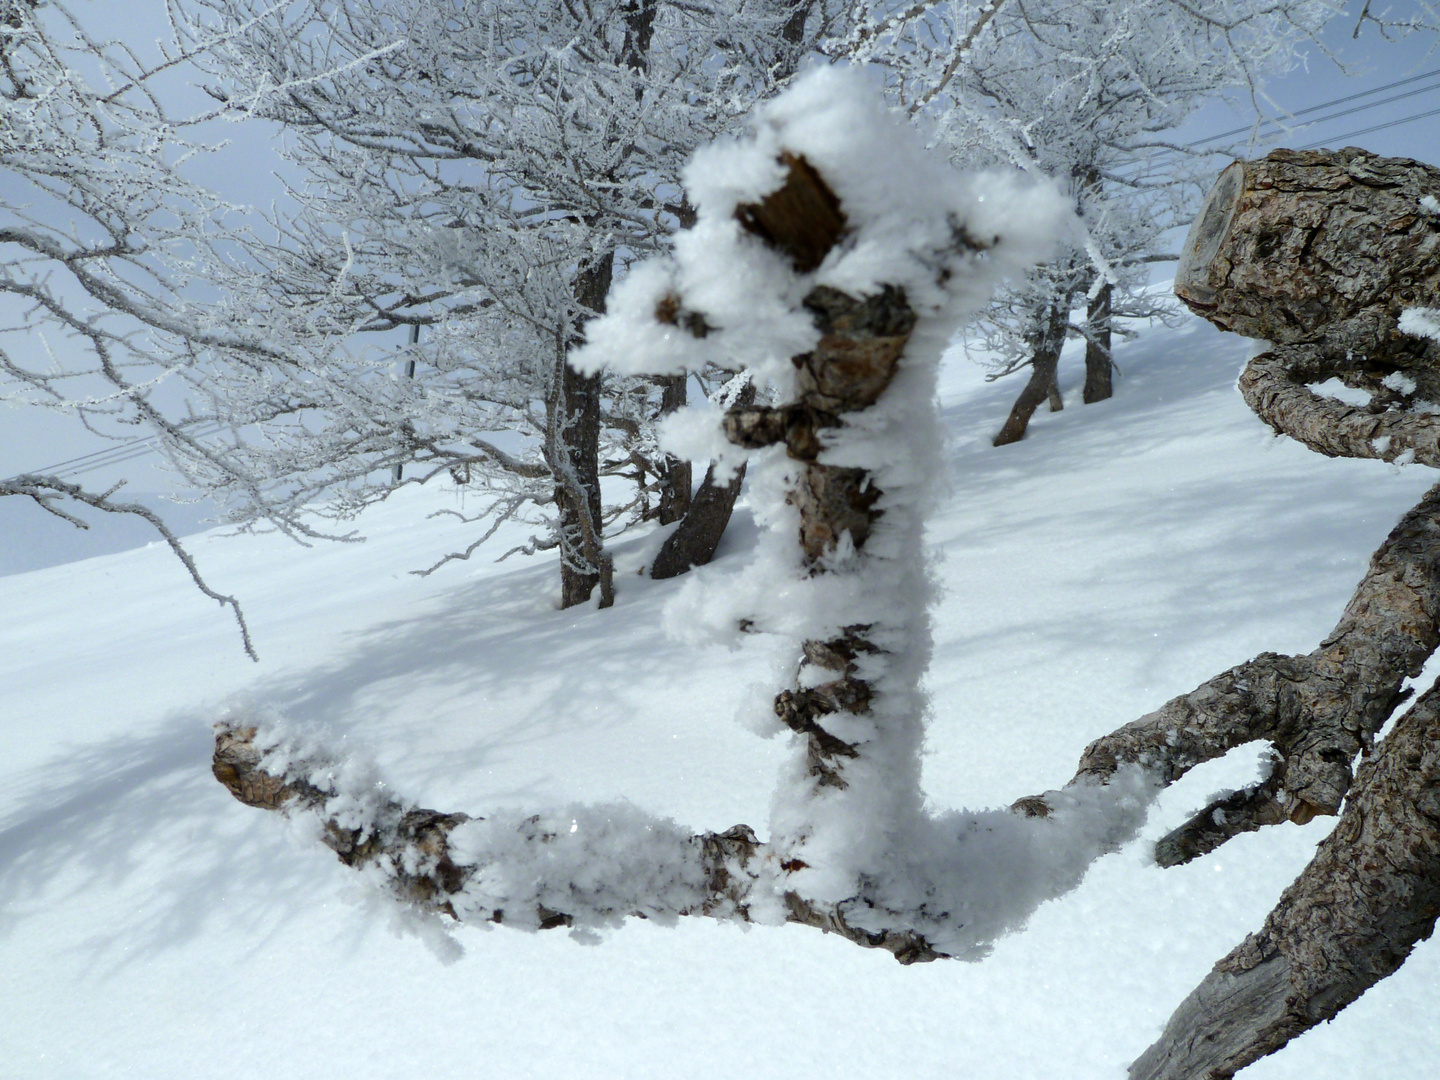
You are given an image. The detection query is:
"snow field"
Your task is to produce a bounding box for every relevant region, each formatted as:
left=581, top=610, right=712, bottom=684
left=2, top=310, right=1439, bottom=1078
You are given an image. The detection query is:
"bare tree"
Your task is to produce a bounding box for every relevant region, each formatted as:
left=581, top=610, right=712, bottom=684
left=0, top=0, right=269, bottom=654
left=835, top=0, right=1343, bottom=444
left=172, top=0, right=847, bottom=607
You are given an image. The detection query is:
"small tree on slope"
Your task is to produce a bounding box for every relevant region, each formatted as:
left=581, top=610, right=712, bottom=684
left=837, top=0, right=1342, bottom=445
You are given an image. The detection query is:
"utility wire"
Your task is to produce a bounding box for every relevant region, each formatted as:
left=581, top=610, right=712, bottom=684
left=3, top=419, right=224, bottom=484
left=1185, top=66, right=1440, bottom=150
left=1298, top=103, right=1440, bottom=149
left=1124, top=78, right=1440, bottom=180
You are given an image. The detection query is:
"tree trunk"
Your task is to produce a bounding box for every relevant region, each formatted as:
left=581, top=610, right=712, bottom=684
left=721, top=158, right=941, bottom=917
left=651, top=462, right=745, bottom=579
left=650, top=381, right=755, bottom=580
left=556, top=253, right=614, bottom=609
left=993, top=302, right=1067, bottom=446
left=1083, top=282, right=1112, bottom=404
left=781, top=0, right=812, bottom=44
left=655, top=374, right=692, bottom=526
left=1131, top=678, right=1440, bottom=1080
left=1174, top=148, right=1440, bottom=346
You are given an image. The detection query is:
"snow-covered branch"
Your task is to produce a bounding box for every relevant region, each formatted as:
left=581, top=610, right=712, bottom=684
left=0, top=473, right=255, bottom=660
left=217, top=67, right=1169, bottom=965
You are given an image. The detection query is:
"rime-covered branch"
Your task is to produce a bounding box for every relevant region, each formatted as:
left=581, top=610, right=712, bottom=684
left=2, top=474, right=255, bottom=660
left=845, top=0, right=1341, bottom=439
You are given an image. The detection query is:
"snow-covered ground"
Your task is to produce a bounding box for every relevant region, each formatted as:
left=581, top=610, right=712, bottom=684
left=3, top=311, right=1438, bottom=1079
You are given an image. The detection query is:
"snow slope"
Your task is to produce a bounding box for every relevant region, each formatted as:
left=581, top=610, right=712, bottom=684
left=2, top=312, right=1438, bottom=1079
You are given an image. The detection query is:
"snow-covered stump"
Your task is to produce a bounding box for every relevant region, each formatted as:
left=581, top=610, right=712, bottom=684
left=578, top=68, right=1153, bottom=958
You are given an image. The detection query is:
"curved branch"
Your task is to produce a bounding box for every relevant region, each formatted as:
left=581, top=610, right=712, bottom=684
left=1239, top=345, right=1440, bottom=467
left=1131, top=680, right=1440, bottom=1079
left=2, top=475, right=256, bottom=661
left=1048, top=478, right=1440, bottom=841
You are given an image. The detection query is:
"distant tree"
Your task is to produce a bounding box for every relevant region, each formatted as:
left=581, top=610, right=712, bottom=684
left=836, top=0, right=1342, bottom=444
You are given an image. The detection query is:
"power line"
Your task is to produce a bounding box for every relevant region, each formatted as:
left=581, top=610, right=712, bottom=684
left=1298, top=103, right=1440, bottom=149
left=4, top=419, right=224, bottom=484
left=1122, top=74, right=1440, bottom=181
left=1185, top=66, right=1440, bottom=150
left=1266, top=81, right=1440, bottom=141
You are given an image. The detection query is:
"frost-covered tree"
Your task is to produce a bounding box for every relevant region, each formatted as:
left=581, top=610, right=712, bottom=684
left=836, top=0, right=1343, bottom=444
left=0, top=0, right=264, bottom=654
left=169, top=0, right=850, bottom=607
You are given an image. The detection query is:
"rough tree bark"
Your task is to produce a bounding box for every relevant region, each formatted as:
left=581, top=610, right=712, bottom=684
left=554, top=253, right=615, bottom=609
left=1121, top=147, right=1440, bottom=1077
left=1131, top=680, right=1440, bottom=1079
left=1174, top=148, right=1440, bottom=346
left=1083, top=282, right=1113, bottom=404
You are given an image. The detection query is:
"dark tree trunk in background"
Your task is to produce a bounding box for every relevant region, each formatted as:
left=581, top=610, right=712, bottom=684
left=1083, top=282, right=1113, bottom=404
left=651, top=382, right=757, bottom=580
left=993, top=303, right=1067, bottom=446
left=781, top=0, right=812, bottom=44
left=557, top=253, right=614, bottom=609
left=655, top=375, right=692, bottom=526
left=650, top=461, right=748, bottom=580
